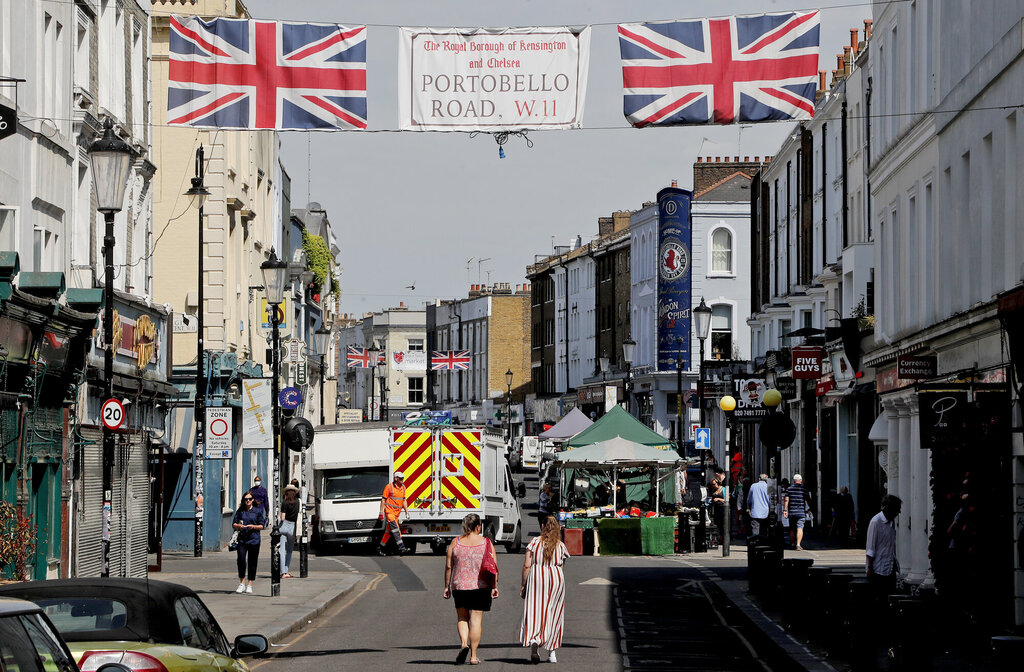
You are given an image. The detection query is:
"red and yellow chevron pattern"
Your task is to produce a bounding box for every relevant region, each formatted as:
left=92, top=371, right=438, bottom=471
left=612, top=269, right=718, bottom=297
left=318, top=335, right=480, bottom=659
left=440, top=430, right=482, bottom=509
left=392, top=429, right=434, bottom=509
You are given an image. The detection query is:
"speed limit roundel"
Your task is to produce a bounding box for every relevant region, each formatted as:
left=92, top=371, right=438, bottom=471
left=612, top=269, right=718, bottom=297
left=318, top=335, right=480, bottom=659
left=101, top=398, right=125, bottom=430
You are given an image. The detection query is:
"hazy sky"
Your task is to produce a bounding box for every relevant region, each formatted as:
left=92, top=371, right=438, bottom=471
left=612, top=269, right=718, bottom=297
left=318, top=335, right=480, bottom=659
left=243, top=0, right=871, bottom=315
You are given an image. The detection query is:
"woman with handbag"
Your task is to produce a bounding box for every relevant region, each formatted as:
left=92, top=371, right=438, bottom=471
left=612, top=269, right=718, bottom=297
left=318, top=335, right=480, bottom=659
left=442, top=513, right=499, bottom=665
left=232, top=490, right=265, bottom=594
left=520, top=516, right=569, bottom=663
left=279, top=484, right=300, bottom=578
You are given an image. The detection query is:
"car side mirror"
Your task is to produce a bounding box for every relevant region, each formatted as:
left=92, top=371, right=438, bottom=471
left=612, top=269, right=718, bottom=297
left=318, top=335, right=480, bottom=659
left=517, top=483, right=526, bottom=498
left=233, top=634, right=269, bottom=658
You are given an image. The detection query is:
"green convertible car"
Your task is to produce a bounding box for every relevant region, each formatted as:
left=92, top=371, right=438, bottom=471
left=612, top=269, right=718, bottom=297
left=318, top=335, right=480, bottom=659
left=0, top=579, right=267, bottom=672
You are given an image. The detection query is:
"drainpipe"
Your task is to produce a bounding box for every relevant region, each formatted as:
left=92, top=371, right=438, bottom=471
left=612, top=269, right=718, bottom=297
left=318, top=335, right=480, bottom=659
left=841, top=100, right=849, bottom=249
left=865, top=77, right=873, bottom=241
left=822, top=121, right=828, bottom=264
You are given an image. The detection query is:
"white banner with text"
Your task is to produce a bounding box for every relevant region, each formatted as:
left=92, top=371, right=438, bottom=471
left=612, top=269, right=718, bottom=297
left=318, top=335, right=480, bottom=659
left=399, top=26, right=591, bottom=131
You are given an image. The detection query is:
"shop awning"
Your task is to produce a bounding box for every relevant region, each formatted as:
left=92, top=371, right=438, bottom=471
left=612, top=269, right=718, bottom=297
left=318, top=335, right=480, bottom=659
left=555, top=436, right=683, bottom=468
left=868, top=412, right=889, bottom=442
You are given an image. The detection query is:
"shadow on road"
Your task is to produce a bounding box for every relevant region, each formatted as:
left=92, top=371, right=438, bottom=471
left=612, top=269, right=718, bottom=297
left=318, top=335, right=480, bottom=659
left=256, top=648, right=384, bottom=659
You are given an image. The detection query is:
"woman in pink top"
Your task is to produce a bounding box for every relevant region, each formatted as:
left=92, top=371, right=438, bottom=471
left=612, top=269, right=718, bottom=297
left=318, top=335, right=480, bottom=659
left=443, top=513, right=499, bottom=665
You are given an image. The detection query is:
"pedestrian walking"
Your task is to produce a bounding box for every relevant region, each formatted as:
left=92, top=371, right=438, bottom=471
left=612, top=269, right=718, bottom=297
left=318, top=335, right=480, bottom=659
left=783, top=476, right=809, bottom=549
left=537, top=482, right=553, bottom=531
left=520, top=516, right=569, bottom=664
left=279, top=484, right=300, bottom=578
left=377, top=471, right=410, bottom=556
left=746, top=474, right=770, bottom=536
left=232, top=491, right=265, bottom=594
left=442, top=513, right=499, bottom=665
left=866, top=494, right=902, bottom=597
left=833, top=485, right=855, bottom=542
left=250, top=475, right=270, bottom=516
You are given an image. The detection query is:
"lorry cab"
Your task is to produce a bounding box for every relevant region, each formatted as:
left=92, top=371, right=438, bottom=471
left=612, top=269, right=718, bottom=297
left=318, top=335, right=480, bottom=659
left=311, top=425, right=392, bottom=551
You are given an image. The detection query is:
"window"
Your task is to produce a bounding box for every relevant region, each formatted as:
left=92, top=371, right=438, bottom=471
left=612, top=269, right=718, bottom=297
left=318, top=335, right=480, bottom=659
left=408, top=376, right=424, bottom=404
left=21, top=613, right=77, bottom=672
left=35, top=598, right=128, bottom=634
left=173, top=597, right=229, bottom=656
left=75, top=16, right=90, bottom=92
left=407, top=338, right=424, bottom=352
left=323, top=466, right=387, bottom=499
left=711, top=228, right=733, bottom=274
left=0, top=616, right=39, bottom=672
left=710, top=304, right=732, bottom=360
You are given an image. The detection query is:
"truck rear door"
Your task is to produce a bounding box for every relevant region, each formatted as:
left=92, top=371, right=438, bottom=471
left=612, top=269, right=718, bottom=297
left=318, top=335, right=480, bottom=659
left=391, top=428, right=435, bottom=510
left=438, top=429, right=482, bottom=510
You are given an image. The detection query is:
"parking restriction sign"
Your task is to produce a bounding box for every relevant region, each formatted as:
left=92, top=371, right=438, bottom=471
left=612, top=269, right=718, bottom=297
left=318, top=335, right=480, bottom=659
left=206, top=408, right=232, bottom=459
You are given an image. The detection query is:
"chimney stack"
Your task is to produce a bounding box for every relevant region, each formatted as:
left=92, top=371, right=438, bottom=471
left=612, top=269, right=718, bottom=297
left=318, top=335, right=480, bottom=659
left=850, top=29, right=859, bottom=56
left=836, top=54, right=844, bottom=73
left=844, top=46, right=852, bottom=74
left=819, top=70, right=827, bottom=92
left=864, top=19, right=872, bottom=41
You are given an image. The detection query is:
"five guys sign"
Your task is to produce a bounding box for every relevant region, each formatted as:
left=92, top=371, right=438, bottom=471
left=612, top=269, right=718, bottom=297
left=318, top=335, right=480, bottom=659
left=792, top=346, right=823, bottom=379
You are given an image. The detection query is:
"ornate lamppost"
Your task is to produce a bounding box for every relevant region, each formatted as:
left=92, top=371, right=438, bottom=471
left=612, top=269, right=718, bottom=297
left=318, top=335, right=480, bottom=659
left=693, top=297, right=712, bottom=552
left=621, top=338, right=636, bottom=415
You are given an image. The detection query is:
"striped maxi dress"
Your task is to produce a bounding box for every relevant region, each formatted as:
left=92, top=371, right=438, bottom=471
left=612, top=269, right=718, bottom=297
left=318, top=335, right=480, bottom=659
left=520, top=536, right=568, bottom=649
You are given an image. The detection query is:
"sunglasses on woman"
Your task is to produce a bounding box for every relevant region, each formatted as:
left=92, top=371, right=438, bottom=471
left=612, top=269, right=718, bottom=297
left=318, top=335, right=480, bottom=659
left=243, top=497, right=253, bottom=501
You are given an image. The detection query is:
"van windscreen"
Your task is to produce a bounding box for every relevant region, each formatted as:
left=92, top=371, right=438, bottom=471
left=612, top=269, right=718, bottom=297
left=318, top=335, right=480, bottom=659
left=324, top=467, right=389, bottom=498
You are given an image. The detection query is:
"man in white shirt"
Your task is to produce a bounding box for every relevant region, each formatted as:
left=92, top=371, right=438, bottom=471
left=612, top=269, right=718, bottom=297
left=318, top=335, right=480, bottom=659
left=865, top=494, right=903, bottom=596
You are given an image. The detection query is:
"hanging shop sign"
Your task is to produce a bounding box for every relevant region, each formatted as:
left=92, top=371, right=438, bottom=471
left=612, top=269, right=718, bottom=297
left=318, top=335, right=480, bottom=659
left=791, top=346, right=823, bottom=379
left=830, top=350, right=856, bottom=382
left=260, top=298, right=288, bottom=329
left=94, top=305, right=165, bottom=372
left=655, top=185, right=693, bottom=371
left=399, top=26, right=591, bottom=131
left=172, top=312, right=197, bottom=333
left=0, top=102, right=16, bottom=141
left=897, top=355, right=937, bottom=380
left=205, top=407, right=232, bottom=459
left=775, top=376, right=797, bottom=400
left=918, top=390, right=970, bottom=449
left=733, top=378, right=769, bottom=421
left=815, top=375, right=836, bottom=397
left=241, top=378, right=273, bottom=449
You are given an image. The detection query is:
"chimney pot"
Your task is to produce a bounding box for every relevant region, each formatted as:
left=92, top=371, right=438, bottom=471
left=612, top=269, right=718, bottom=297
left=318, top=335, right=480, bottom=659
left=714, top=156, right=720, bottom=162
left=400, top=301, right=404, bottom=308
left=744, top=156, right=749, bottom=162
left=724, top=156, right=730, bottom=162
left=755, top=156, right=760, bottom=162
left=864, top=19, right=872, bottom=41
left=850, top=28, right=859, bottom=56
left=671, top=179, right=678, bottom=187
left=696, top=156, right=703, bottom=162
left=837, top=54, right=844, bottom=72
left=819, top=70, right=827, bottom=91
left=734, top=156, right=739, bottom=162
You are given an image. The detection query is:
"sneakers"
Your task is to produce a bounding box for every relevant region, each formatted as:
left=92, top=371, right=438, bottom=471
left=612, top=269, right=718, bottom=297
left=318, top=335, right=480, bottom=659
left=244, top=584, right=253, bottom=594
left=530, top=644, right=540, bottom=664
left=547, top=651, right=557, bottom=663
left=376, top=547, right=387, bottom=557
left=235, top=583, right=245, bottom=594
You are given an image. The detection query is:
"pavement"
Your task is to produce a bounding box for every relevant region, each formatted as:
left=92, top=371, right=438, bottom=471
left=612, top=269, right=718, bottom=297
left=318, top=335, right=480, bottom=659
left=154, top=550, right=368, bottom=644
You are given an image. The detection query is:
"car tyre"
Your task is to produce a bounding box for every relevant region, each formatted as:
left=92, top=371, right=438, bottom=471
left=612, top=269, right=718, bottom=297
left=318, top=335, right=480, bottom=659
left=504, top=524, right=523, bottom=554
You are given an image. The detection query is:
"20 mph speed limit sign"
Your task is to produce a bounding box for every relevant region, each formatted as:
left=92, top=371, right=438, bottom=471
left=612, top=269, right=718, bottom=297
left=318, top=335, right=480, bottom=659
left=101, top=399, right=125, bottom=430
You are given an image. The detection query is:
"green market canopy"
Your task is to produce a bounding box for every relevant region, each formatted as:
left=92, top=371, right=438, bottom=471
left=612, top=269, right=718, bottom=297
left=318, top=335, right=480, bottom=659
left=566, top=405, right=675, bottom=450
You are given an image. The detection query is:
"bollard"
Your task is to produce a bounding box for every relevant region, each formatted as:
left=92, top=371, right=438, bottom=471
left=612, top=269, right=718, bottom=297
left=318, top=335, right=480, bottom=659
left=887, top=596, right=929, bottom=671
left=781, top=558, right=814, bottom=628
left=750, top=544, right=772, bottom=594
left=760, top=550, right=783, bottom=606
left=843, top=579, right=873, bottom=660
left=824, top=573, right=854, bottom=643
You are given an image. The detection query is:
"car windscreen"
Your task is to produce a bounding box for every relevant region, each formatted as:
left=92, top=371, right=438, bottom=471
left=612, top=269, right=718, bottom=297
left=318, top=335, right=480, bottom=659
left=34, top=598, right=135, bottom=638
left=323, top=467, right=388, bottom=499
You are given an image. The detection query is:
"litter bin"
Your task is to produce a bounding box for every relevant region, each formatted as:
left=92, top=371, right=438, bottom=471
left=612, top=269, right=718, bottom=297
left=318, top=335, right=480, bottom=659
left=563, top=527, right=584, bottom=556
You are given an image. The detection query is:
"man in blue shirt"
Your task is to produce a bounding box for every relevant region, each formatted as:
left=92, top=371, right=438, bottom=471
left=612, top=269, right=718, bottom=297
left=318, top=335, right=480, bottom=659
left=746, top=474, right=771, bottom=536
left=784, top=473, right=808, bottom=550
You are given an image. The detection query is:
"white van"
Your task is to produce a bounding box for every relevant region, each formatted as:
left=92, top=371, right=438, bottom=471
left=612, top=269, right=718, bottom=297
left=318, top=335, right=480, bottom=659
left=519, top=436, right=544, bottom=470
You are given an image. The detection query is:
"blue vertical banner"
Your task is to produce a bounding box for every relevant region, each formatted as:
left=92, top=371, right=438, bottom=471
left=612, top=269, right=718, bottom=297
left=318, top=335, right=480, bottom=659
left=656, top=186, right=693, bottom=371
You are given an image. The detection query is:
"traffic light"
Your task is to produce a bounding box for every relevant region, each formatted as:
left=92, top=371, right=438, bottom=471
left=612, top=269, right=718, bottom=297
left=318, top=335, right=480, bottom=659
left=282, top=417, right=315, bottom=452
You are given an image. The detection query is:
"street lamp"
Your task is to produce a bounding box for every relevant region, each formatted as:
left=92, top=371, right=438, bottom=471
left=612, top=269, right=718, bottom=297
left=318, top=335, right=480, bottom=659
left=693, top=297, right=712, bottom=553
left=598, top=353, right=610, bottom=415
left=314, top=325, right=332, bottom=426
left=718, top=395, right=738, bottom=558
left=88, top=118, right=132, bottom=578
left=505, top=368, right=514, bottom=447
left=185, top=147, right=210, bottom=559
left=675, top=337, right=684, bottom=445
left=622, top=338, right=636, bottom=415
left=260, top=248, right=288, bottom=597
left=367, top=347, right=380, bottom=420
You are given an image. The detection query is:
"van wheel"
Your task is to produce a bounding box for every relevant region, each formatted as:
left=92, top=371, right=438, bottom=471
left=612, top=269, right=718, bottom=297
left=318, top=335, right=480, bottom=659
left=504, top=524, right=523, bottom=554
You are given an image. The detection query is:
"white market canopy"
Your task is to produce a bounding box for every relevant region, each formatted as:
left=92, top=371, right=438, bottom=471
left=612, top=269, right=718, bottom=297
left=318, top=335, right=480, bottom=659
left=554, top=435, right=683, bottom=469
left=539, top=407, right=593, bottom=440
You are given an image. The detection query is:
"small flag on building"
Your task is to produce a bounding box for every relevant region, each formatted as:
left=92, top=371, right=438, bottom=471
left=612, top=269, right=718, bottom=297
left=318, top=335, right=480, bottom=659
left=168, top=16, right=367, bottom=130
left=431, top=350, right=471, bottom=371
left=346, top=346, right=385, bottom=368
left=618, top=10, right=819, bottom=126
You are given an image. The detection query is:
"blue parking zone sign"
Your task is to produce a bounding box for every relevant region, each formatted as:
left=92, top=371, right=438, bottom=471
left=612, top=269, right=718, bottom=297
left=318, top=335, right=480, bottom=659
left=695, top=427, right=711, bottom=451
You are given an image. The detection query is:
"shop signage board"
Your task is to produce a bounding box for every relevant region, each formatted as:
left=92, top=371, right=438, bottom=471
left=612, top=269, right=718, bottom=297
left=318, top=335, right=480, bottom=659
left=0, top=102, right=16, bottom=141
left=241, top=378, right=273, bottom=449
left=897, top=355, right=937, bottom=380
left=399, top=27, right=591, bottom=131
left=604, top=385, right=617, bottom=413
left=918, top=391, right=970, bottom=449
left=260, top=298, right=288, bottom=329
left=815, top=376, right=836, bottom=396
left=282, top=338, right=305, bottom=363
left=792, top=346, right=823, bottom=379
left=337, top=409, right=363, bottom=423
left=173, top=312, right=197, bottom=333
left=279, top=386, right=302, bottom=409
left=392, top=350, right=427, bottom=371
left=831, top=350, right=856, bottom=382
left=205, top=407, right=232, bottom=459
left=776, top=376, right=797, bottom=400
left=733, top=378, right=769, bottom=421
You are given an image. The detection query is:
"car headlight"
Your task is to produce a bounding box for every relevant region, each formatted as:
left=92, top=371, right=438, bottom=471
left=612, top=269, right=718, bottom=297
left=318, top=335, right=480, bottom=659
left=321, top=520, right=334, bottom=532
left=79, top=651, right=169, bottom=672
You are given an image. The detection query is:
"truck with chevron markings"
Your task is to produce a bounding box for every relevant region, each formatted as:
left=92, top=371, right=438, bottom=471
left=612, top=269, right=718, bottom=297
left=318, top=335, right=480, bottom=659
left=311, top=422, right=525, bottom=554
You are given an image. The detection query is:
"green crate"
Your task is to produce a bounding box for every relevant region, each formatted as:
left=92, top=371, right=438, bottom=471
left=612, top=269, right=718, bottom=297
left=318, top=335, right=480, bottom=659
left=596, top=518, right=642, bottom=555
left=565, top=518, right=594, bottom=530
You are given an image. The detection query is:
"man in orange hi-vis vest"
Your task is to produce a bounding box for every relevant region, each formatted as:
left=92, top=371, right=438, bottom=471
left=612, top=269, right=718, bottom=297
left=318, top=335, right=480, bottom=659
left=378, top=471, right=411, bottom=556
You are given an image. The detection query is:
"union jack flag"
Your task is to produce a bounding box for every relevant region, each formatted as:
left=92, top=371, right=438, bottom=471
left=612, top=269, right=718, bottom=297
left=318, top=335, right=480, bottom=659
left=618, top=11, right=819, bottom=127
left=431, top=351, right=471, bottom=371
left=168, top=16, right=367, bottom=130
left=346, top=346, right=385, bottom=369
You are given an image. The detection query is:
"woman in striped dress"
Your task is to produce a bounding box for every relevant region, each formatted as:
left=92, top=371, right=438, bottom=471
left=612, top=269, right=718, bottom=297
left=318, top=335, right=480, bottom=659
left=520, top=516, right=568, bottom=663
